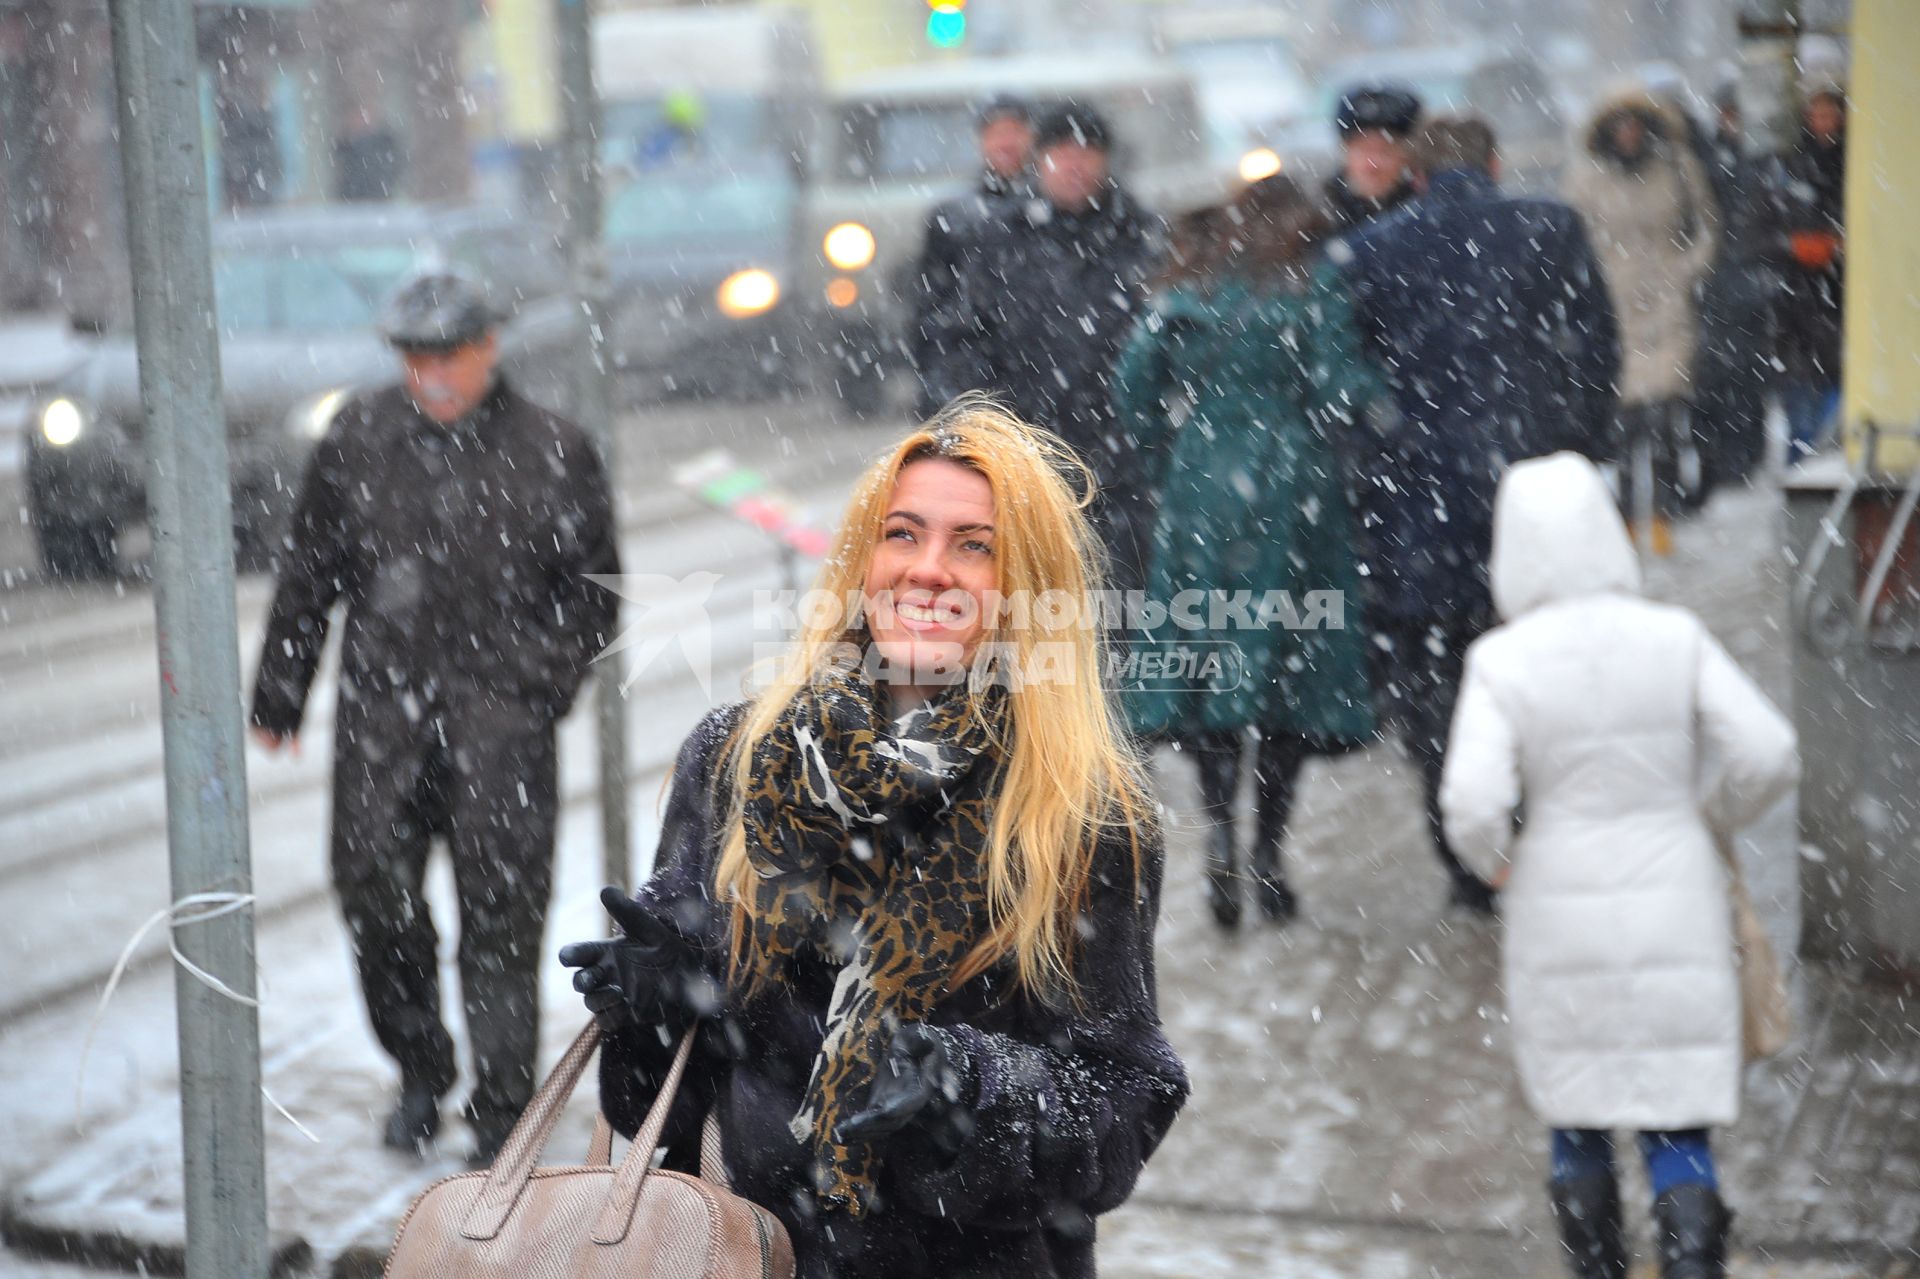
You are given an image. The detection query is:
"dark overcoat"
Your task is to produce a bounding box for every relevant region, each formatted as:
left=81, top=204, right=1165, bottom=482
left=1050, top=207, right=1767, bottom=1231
left=1334, top=168, right=1620, bottom=622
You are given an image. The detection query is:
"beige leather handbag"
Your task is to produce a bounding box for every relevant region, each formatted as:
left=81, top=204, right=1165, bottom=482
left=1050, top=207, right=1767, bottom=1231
left=1712, top=831, right=1794, bottom=1062
left=384, top=1024, right=795, bottom=1279
left=1691, top=631, right=1794, bottom=1064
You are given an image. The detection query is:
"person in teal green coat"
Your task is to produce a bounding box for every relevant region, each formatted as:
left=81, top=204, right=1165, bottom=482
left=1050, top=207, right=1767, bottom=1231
left=1112, top=175, right=1384, bottom=930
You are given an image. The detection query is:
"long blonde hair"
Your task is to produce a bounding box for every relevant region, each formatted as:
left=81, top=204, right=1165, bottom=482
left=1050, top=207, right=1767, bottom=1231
left=712, top=397, right=1156, bottom=997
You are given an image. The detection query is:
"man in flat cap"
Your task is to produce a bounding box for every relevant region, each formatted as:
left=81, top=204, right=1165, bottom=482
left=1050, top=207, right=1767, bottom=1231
left=250, top=268, right=620, bottom=1165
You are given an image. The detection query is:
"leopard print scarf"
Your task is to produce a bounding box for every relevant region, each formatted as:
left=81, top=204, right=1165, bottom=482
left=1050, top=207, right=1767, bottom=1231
left=742, top=665, right=1007, bottom=1215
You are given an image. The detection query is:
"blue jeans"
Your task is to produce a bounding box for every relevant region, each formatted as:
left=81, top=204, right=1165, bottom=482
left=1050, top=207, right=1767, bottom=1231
left=1551, top=1128, right=1718, bottom=1198
left=1782, top=380, right=1840, bottom=463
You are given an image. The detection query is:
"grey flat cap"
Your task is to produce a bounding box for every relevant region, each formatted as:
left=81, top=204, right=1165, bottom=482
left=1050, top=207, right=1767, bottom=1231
left=379, top=267, right=498, bottom=350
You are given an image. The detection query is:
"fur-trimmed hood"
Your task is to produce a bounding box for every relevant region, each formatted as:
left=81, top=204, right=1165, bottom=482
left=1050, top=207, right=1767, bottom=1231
left=1582, top=84, right=1691, bottom=163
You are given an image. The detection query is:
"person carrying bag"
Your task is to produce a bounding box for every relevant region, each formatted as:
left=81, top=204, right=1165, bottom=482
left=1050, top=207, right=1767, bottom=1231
left=559, top=403, right=1189, bottom=1278
left=1440, top=454, right=1798, bottom=1279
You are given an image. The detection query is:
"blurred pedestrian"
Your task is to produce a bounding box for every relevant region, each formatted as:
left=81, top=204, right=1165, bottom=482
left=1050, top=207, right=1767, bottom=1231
left=910, top=95, right=1033, bottom=418
left=560, top=404, right=1188, bottom=1274
left=1565, top=87, right=1719, bottom=554
left=912, top=103, right=1162, bottom=588
left=1324, top=84, right=1422, bottom=234
left=1694, top=82, right=1778, bottom=490
left=219, top=81, right=281, bottom=210
left=1113, top=176, right=1382, bottom=929
left=1441, top=452, right=1798, bottom=1279
left=249, top=269, right=620, bottom=1165
left=1335, top=116, right=1618, bottom=914
left=334, top=105, right=405, bottom=202
left=1768, top=81, right=1847, bottom=463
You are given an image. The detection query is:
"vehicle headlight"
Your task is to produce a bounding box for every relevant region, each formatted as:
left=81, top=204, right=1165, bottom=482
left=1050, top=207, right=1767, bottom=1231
left=716, top=269, right=781, bottom=319
left=1239, top=147, right=1284, bottom=184
left=39, top=398, right=86, bottom=448
left=825, top=277, right=860, bottom=309
left=291, top=388, right=348, bottom=440
left=823, top=222, right=877, bottom=271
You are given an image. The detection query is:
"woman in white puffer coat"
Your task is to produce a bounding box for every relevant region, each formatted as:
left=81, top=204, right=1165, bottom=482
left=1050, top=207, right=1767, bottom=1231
left=1440, top=453, right=1797, bottom=1279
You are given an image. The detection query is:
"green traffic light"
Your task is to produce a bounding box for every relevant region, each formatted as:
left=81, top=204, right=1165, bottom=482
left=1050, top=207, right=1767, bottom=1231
left=927, top=3, right=965, bottom=47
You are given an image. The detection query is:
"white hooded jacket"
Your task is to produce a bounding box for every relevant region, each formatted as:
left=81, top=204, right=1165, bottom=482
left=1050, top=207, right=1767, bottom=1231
left=1440, top=454, right=1798, bottom=1129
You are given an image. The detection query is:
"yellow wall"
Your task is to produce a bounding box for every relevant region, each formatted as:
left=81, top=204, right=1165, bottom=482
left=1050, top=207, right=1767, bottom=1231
left=784, top=0, right=927, bottom=83
left=489, top=0, right=560, bottom=141
left=474, top=0, right=928, bottom=145
left=1844, top=0, right=1920, bottom=473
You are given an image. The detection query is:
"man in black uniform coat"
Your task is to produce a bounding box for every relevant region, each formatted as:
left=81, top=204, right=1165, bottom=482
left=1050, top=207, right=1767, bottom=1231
left=912, top=104, right=1161, bottom=588
left=250, top=270, right=620, bottom=1162
left=910, top=94, right=1033, bottom=418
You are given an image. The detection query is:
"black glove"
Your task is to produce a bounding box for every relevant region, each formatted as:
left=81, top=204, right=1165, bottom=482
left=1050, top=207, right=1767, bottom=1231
left=835, top=1022, right=975, bottom=1161
left=558, top=887, right=721, bottom=1034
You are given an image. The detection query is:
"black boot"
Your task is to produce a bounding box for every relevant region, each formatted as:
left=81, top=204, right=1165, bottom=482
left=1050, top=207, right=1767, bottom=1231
left=1549, top=1174, right=1628, bottom=1279
left=1204, top=824, right=1241, bottom=930
left=1654, top=1185, right=1730, bottom=1279
left=382, top=1078, right=444, bottom=1155
left=1247, top=796, right=1298, bottom=923
left=1251, top=865, right=1297, bottom=924
left=1250, top=732, right=1306, bottom=925
left=1189, top=734, right=1244, bottom=931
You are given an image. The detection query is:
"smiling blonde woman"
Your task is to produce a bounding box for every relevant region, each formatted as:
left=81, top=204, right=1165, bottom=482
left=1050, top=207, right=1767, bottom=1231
left=560, top=398, right=1186, bottom=1278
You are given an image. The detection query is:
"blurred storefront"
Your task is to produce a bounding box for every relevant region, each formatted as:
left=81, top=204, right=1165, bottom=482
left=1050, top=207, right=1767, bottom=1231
left=0, top=0, right=124, bottom=312
left=1786, top=0, right=1918, bottom=982
left=1, top=0, right=330, bottom=313
left=0, top=0, right=472, bottom=316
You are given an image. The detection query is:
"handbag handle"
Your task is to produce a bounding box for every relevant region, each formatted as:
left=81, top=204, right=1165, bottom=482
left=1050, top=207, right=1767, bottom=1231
left=592, top=1028, right=697, bottom=1244
left=458, top=1022, right=696, bottom=1243
left=460, top=1023, right=602, bottom=1239
left=589, top=1100, right=730, bottom=1185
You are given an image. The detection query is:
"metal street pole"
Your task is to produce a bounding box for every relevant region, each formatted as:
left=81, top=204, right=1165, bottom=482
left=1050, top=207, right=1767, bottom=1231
left=555, top=0, right=632, bottom=893
left=104, top=0, right=268, bottom=1275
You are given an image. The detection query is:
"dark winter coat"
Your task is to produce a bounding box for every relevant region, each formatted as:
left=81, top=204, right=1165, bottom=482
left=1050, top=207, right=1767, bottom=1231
left=1705, top=129, right=1765, bottom=258
left=1333, top=167, right=1620, bottom=623
left=250, top=378, right=619, bottom=737
left=1322, top=171, right=1417, bottom=237
left=596, top=705, right=1189, bottom=1279
left=1701, top=129, right=1780, bottom=334
left=1695, top=130, right=1780, bottom=487
left=1766, top=128, right=1846, bottom=383
left=1112, top=267, right=1381, bottom=744
left=911, top=187, right=1162, bottom=581
left=909, top=172, right=1026, bottom=418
